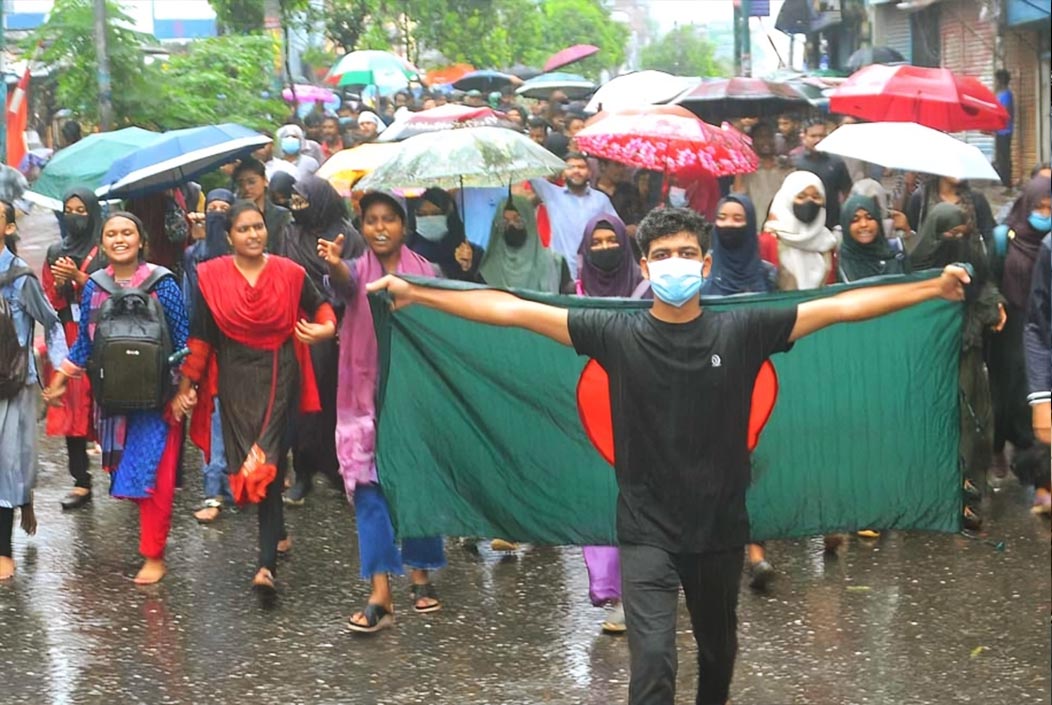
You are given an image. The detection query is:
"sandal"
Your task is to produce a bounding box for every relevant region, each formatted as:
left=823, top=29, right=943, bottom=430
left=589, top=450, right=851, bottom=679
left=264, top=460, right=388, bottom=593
left=193, top=498, right=223, bottom=524
left=347, top=603, right=395, bottom=633
left=410, top=582, right=442, bottom=614
left=252, top=568, right=276, bottom=594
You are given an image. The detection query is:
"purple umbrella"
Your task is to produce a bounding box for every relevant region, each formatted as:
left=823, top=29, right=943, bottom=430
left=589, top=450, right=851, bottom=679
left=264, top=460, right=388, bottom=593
left=543, top=44, right=599, bottom=73
left=282, top=84, right=337, bottom=104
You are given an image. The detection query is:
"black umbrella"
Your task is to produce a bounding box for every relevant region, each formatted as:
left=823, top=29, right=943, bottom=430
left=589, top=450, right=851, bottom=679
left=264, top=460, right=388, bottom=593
left=847, top=46, right=908, bottom=73
left=505, top=64, right=542, bottom=81
left=452, top=70, right=521, bottom=93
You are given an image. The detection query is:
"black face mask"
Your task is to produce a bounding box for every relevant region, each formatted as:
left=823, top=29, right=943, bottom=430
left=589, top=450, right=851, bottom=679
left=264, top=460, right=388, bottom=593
left=63, top=213, right=91, bottom=237
left=503, top=225, right=528, bottom=248
left=588, top=246, right=622, bottom=272
left=793, top=200, right=822, bottom=224
left=715, top=225, right=749, bottom=248
left=291, top=207, right=312, bottom=226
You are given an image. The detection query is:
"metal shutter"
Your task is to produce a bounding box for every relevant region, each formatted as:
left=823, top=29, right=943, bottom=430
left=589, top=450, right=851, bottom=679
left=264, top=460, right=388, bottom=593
left=940, top=0, right=997, bottom=158
left=876, top=5, right=913, bottom=63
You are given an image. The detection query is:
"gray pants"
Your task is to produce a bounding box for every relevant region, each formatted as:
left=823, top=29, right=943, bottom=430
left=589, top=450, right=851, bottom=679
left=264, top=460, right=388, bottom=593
left=620, top=544, right=744, bottom=705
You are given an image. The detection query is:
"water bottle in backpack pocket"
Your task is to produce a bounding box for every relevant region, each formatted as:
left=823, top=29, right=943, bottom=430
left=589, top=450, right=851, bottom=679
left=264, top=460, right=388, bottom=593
left=87, top=267, right=175, bottom=412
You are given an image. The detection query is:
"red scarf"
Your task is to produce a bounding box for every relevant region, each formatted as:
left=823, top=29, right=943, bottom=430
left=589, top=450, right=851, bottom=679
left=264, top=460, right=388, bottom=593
left=187, top=255, right=322, bottom=462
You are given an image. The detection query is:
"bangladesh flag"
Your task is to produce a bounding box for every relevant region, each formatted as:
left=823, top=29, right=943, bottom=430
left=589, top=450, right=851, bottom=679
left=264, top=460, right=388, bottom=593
left=371, top=273, right=963, bottom=545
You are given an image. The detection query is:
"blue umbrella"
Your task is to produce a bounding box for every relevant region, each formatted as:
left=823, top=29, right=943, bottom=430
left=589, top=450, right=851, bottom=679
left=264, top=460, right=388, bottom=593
left=99, top=123, right=271, bottom=200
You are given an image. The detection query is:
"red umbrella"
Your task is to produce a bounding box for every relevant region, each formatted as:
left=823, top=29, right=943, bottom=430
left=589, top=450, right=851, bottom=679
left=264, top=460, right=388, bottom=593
left=674, top=77, right=811, bottom=122
left=544, top=44, right=599, bottom=73
left=829, top=64, right=1009, bottom=132
left=574, top=105, right=758, bottom=178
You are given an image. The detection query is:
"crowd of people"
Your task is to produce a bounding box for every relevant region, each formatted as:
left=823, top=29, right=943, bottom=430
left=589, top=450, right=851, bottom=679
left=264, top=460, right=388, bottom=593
left=1, top=84, right=1050, bottom=705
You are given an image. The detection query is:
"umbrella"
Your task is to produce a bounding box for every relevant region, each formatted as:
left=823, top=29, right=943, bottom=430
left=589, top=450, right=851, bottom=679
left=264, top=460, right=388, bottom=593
left=356, top=126, right=567, bottom=191
left=846, top=46, right=907, bottom=73
left=325, top=50, right=420, bottom=93
left=505, top=64, right=542, bottom=81
left=674, top=77, right=811, bottom=122
left=515, top=72, right=596, bottom=100
left=584, top=71, right=695, bottom=113
left=828, top=64, right=1009, bottom=132
left=425, top=63, right=475, bottom=86
left=99, top=123, right=271, bottom=200
left=815, top=122, right=1000, bottom=182
left=574, top=105, right=758, bottom=178
left=24, top=127, right=161, bottom=211
left=316, top=142, right=402, bottom=196
left=452, top=70, right=522, bottom=93
left=543, top=44, right=600, bottom=73
left=378, top=105, right=519, bottom=143
left=282, top=83, right=337, bottom=104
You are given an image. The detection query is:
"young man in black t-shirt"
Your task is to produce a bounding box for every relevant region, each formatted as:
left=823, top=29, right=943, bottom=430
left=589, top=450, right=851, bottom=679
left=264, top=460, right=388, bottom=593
left=363, top=208, right=970, bottom=705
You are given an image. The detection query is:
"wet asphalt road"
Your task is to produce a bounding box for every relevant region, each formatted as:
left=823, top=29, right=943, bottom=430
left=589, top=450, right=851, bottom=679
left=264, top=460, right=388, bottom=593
left=1, top=430, right=1049, bottom=705
left=5, top=199, right=1050, bottom=705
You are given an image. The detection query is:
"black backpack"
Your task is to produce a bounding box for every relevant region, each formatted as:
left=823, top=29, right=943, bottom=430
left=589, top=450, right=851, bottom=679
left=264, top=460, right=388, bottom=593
left=87, top=267, right=175, bottom=412
left=0, top=265, right=35, bottom=400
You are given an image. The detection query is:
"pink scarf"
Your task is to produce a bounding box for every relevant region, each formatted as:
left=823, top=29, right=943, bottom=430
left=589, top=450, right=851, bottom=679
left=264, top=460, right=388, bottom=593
left=335, top=247, right=435, bottom=492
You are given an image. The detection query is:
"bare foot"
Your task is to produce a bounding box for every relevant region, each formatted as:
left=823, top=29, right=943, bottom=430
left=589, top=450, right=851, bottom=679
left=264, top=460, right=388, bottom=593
left=134, top=558, right=166, bottom=584
left=252, top=567, right=275, bottom=591
left=0, top=556, right=14, bottom=580
left=276, top=537, right=292, bottom=554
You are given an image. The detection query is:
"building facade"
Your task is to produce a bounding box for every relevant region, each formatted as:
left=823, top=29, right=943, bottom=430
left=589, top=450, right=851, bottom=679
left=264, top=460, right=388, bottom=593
left=2, top=0, right=217, bottom=40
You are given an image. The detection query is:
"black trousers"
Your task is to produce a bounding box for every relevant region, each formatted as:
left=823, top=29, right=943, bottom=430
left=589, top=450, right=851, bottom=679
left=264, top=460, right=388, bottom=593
left=987, top=303, right=1035, bottom=453
left=0, top=507, right=13, bottom=558
left=258, top=461, right=287, bottom=574
left=621, top=544, right=744, bottom=705
left=995, top=133, right=1013, bottom=187
left=67, top=437, right=91, bottom=489
left=291, top=338, right=340, bottom=486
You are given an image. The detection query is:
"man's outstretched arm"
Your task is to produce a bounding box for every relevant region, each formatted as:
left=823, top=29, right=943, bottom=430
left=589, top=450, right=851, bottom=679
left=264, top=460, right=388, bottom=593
left=367, top=274, right=572, bottom=346
left=789, top=265, right=970, bottom=343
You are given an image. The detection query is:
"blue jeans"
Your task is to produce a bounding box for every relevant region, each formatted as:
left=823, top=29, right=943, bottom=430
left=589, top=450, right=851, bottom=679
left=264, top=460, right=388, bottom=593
left=202, top=399, right=232, bottom=502
left=354, top=483, right=445, bottom=579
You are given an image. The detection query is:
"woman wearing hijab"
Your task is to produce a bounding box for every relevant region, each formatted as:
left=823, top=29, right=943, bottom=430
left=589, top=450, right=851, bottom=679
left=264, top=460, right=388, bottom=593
left=761, top=171, right=840, bottom=291
left=905, top=176, right=996, bottom=252
left=181, top=188, right=236, bottom=524
left=317, top=191, right=445, bottom=633
left=1, top=201, right=68, bottom=581
left=702, top=193, right=775, bottom=296
left=479, top=196, right=571, bottom=294
left=987, top=174, right=1051, bottom=496
left=837, top=194, right=908, bottom=283
left=44, top=212, right=189, bottom=585
left=177, top=201, right=336, bottom=591
left=268, top=172, right=297, bottom=209
left=912, top=202, right=1006, bottom=530
left=573, top=212, right=645, bottom=634
left=408, top=188, right=483, bottom=281
left=41, top=187, right=105, bottom=510
left=283, top=176, right=365, bottom=505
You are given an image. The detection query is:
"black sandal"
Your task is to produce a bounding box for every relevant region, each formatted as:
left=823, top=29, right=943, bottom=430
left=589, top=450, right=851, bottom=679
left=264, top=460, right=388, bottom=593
left=193, top=499, right=223, bottom=524
left=410, top=583, right=442, bottom=614
left=347, top=603, right=395, bottom=633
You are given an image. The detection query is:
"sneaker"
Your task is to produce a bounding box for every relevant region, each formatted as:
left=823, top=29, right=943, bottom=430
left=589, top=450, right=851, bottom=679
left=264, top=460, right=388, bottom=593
left=747, top=560, right=776, bottom=591
left=601, top=603, right=626, bottom=634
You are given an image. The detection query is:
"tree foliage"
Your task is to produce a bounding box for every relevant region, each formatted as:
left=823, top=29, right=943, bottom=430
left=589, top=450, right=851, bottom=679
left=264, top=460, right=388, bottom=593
left=208, top=0, right=311, bottom=35
left=538, top=0, right=628, bottom=78
left=639, top=24, right=729, bottom=78
left=30, top=0, right=157, bottom=127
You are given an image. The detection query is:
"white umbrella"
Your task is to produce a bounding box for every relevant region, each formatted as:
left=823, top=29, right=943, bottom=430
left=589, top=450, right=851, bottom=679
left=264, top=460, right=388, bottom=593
left=585, top=71, right=695, bottom=113
left=815, top=122, right=1000, bottom=181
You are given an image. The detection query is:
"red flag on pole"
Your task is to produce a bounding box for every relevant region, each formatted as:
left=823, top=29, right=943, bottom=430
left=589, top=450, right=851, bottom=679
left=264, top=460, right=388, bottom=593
left=5, top=67, right=31, bottom=169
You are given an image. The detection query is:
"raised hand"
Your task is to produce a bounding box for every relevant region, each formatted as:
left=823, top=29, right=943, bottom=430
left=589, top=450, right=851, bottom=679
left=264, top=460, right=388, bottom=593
left=317, top=233, right=345, bottom=265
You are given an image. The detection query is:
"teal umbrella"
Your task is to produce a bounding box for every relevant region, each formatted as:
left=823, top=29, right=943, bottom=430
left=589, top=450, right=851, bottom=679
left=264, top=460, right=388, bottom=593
left=24, top=127, right=161, bottom=210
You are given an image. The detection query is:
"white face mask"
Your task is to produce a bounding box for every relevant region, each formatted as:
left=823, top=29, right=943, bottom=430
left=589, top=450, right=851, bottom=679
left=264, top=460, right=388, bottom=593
left=668, top=186, right=688, bottom=208
left=415, top=214, right=448, bottom=242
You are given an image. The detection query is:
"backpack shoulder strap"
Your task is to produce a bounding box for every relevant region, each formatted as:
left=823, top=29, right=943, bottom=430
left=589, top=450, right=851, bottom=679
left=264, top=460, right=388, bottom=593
left=138, top=266, right=175, bottom=293
left=0, top=265, right=35, bottom=288
left=89, top=270, right=119, bottom=295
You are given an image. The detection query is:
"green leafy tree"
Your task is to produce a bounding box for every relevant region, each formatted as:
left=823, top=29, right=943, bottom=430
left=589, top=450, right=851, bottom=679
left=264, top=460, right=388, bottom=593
left=639, top=24, right=729, bottom=78
left=316, top=0, right=379, bottom=51
left=538, top=0, right=628, bottom=78
left=29, top=0, right=158, bottom=127
left=208, top=0, right=311, bottom=34
left=138, top=36, right=289, bottom=132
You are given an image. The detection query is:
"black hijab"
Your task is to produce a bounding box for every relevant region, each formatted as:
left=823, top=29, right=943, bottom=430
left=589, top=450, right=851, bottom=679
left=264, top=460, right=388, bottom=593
left=48, top=187, right=103, bottom=267
left=269, top=171, right=297, bottom=205
left=286, top=175, right=363, bottom=286
left=406, top=188, right=472, bottom=279
left=701, top=193, right=771, bottom=295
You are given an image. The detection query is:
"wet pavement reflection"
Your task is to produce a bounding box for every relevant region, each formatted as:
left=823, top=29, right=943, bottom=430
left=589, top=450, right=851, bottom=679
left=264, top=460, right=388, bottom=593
left=2, top=428, right=1049, bottom=705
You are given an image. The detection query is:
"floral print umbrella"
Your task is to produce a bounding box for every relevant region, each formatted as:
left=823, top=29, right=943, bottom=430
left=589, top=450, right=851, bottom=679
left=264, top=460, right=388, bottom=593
left=574, top=106, right=758, bottom=178
left=356, top=126, right=568, bottom=191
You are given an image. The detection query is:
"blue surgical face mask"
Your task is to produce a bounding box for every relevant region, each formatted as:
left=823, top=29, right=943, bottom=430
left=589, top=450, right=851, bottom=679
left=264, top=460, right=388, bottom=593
left=646, top=257, right=703, bottom=308
left=415, top=214, right=448, bottom=242
left=1028, top=211, right=1052, bottom=233
left=280, top=136, right=301, bottom=156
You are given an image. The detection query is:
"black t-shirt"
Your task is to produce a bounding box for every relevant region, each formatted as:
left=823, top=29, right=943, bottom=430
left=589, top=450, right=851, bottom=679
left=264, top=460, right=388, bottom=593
left=568, top=306, right=797, bottom=553
left=792, top=151, right=853, bottom=230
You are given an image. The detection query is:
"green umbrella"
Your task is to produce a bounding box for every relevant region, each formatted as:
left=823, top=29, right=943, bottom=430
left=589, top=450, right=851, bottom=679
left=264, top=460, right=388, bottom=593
left=25, top=127, right=161, bottom=210
left=325, top=50, right=419, bottom=92
left=356, top=126, right=567, bottom=192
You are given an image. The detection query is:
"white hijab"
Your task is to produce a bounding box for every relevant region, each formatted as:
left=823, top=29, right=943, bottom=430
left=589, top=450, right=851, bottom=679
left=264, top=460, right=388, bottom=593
left=765, top=170, right=840, bottom=290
